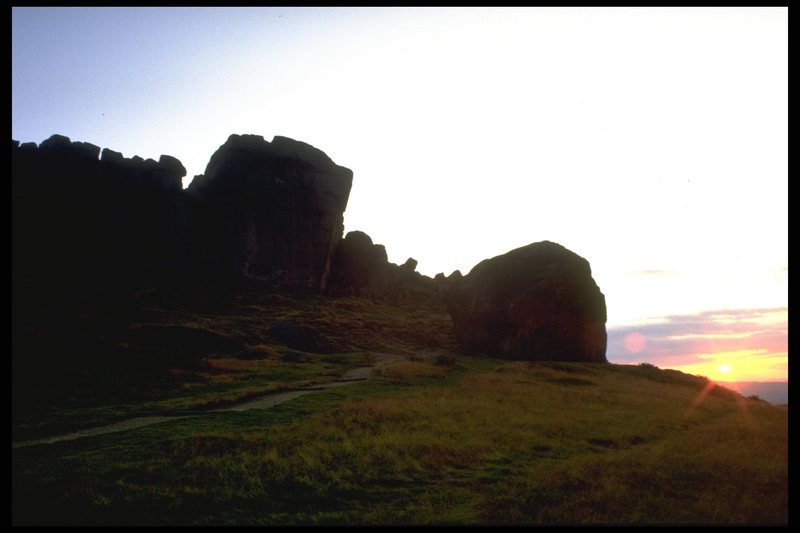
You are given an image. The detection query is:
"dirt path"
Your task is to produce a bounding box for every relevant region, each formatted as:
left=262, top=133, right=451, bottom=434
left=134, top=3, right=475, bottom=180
left=12, top=352, right=405, bottom=450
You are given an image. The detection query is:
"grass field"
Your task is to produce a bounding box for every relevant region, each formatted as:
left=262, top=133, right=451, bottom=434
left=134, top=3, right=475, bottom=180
left=12, top=289, right=788, bottom=525
left=12, top=287, right=454, bottom=441
left=12, top=356, right=787, bottom=525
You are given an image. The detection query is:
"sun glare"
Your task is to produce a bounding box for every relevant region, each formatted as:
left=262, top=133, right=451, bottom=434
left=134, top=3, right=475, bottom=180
left=666, top=349, right=787, bottom=382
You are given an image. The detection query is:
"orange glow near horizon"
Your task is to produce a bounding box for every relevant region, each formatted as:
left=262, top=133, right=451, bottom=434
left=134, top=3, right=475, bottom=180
left=611, top=306, right=788, bottom=383
left=664, top=349, right=787, bottom=382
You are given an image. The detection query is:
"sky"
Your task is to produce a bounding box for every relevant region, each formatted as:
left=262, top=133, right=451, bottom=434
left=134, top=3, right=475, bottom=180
left=12, top=7, right=788, bottom=382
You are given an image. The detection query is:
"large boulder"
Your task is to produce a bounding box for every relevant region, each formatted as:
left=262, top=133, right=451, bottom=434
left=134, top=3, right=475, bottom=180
left=326, top=230, right=389, bottom=294
left=446, top=241, right=607, bottom=362
left=326, top=230, right=437, bottom=300
left=187, top=134, right=353, bottom=290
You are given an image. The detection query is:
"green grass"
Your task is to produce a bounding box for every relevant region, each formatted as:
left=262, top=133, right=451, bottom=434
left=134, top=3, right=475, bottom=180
left=12, top=287, right=787, bottom=524
left=12, top=358, right=787, bottom=525
left=13, top=286, right=452, bottom=440
left=12, top=351, right=370, bottom=441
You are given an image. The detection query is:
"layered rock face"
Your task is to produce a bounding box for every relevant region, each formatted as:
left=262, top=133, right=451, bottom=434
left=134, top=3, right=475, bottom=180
left=187, top=135, right=353, bottom=290
left=12, top=133, right=353, bottom=300
left=13, top=134, right=607, bottom=366
left=12, top=135, right=188, bottom=293
left=446, top=241, right=607, bottom=362
left=326, top=231, right=390, bottom=293
left=326, top=230, right=437, bottom=300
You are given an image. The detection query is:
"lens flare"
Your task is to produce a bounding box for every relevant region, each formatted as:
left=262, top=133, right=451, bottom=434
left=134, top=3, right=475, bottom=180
left=623, top=332, right=647, bottom=353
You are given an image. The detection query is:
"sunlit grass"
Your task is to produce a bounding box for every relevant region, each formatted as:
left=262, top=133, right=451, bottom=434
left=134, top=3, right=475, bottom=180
left=12, top=351, right=369, bottom=441
left=13, top=286, right=450, bottom=440
left=12, top=359, right=787, bottom=525
left=12, top=288, right=786, bottom=524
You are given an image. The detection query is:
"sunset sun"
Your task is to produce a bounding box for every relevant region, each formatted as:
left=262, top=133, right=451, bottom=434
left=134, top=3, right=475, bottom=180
left=718, top=364, right=732, bottom=375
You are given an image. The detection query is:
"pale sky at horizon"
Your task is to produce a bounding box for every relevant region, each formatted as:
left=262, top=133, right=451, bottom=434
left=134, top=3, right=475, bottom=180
left=12, top=7, right=788, bottom=381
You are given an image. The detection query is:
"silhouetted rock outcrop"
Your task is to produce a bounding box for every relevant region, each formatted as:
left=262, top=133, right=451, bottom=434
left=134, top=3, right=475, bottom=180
left=187, top=134, right=352, bottom=290
left=446, top=241, right=607, bottom=362
left=12, top=134, right=189, bottom=305
left=13, top=134, right=608, bottom=367
left=326, top=231, right=390, bottom=294
left=326, top=230, right=436, bottom=301
left=12, top=133, right=353, bottom=306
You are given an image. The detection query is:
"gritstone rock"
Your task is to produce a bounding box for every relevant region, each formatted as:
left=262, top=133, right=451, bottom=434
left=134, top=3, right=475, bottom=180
left=446, top=241, right=607, bottom=362
left=12, top=135, right=189, bottom=295
left=187, top=134, right=353, bottom=291
left=326, top=230, right=437, bottom=300
left=326, top=230, right=389, bottom=295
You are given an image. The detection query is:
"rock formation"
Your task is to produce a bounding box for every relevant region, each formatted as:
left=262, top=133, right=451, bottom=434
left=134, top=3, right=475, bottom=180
left=446, top=241, right=607, bottom=362
left=326, top=231, right=390, bottom=294
left=326, top=230, right=436, bottom=300
left=13, top=133, right=608, bottom=364
left=12, top=135, right=188, bottom=299
left=12, top=133, right=353, bottom=300
left=187, top=134, right=352, bottom=291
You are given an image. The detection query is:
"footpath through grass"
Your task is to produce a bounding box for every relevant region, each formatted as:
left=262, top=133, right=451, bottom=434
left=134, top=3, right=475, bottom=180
left=13, top=287, right=454, bottom=441
left=12, top=358, right=787, bottom=525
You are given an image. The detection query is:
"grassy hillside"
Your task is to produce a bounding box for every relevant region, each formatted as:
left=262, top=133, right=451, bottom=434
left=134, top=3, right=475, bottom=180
left=12, top=286, right=455, bottom=441
left=12, top=288, right=788, bottom=525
